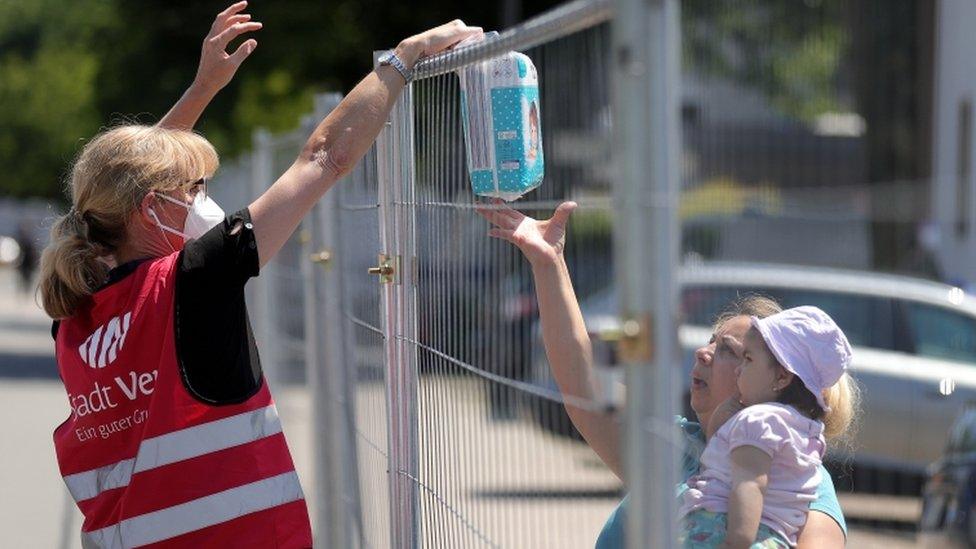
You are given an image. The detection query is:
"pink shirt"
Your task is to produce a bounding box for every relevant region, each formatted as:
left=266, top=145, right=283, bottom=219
left=679, top=403, right=826, bottom=545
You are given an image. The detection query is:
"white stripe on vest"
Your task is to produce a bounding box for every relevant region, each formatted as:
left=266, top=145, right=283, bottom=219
left=64, top=404, right=283, bottom=502
left=81, top=471, right=304, bottom=549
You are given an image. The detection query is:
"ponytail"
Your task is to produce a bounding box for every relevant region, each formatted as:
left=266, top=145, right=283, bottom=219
left=38, top=124, right=219, bottom=320
left=822, top=372, right=860, bottom=442
left=38, top=211, right=108, bottom=319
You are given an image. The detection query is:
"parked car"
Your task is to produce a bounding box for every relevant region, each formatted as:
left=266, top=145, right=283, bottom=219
left=527, top=262, right=976, bottom=478
left=918, top=407, right=976, bottom=547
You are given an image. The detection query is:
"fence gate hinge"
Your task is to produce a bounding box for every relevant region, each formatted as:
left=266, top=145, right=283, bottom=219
left=600, top=314, right=654, bottom=364
left=368, top=254, right=398, bottom=284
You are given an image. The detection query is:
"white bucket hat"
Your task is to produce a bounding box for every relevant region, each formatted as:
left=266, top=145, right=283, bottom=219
left=750, top=306, right=852, bottom=411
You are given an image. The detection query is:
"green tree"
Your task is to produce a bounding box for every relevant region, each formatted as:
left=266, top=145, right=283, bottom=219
left=683, top=0, right=850, bottom=121
left=0, top=0, right=119, bottom=198
left=0, top=0, right=560, bottom=199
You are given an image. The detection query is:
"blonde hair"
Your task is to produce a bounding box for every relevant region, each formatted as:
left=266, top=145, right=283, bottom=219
left=39, top=125, right=218, bottom=319
left=822, top=372, right=860, bottom=442
left=713, top=294, right=783, bottom=327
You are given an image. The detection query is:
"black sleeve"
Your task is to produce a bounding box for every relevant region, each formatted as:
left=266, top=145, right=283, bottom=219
left=174, top=208, right=264, bottom=405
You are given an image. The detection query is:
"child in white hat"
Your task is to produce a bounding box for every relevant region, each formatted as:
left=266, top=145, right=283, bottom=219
left=678, top=306, right=856, bottom=548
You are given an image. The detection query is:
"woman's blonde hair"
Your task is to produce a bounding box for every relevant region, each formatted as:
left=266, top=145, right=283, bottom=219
left=713, top=294, right=783, bottom=327
left=39, top=125, right=218, bottom=319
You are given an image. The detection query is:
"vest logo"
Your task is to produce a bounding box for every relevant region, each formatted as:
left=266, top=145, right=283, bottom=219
left=78, top=312, right=132, bottom=369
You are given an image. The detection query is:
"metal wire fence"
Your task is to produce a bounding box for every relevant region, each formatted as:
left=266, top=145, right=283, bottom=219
left=307, top=1, right=654, bottom=547
left=205, top=0, right=975, bottom=545
left=320, top=5, right=629, bottom=546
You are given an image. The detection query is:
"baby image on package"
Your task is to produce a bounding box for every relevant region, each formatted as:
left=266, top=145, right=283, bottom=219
left=457, top=33, right=544, bottom=201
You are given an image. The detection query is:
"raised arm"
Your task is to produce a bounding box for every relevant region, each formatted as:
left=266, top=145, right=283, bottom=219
left=477, top=201, right=624, bottom=480
left=158, top=1, right=262, bottom=130
left=249, top=21, right=482, bottom=267
left=724, top=445, right=772, bottom=549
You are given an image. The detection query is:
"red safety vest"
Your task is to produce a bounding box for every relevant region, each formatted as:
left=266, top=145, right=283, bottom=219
left=53, top=253, right=312, bottom=548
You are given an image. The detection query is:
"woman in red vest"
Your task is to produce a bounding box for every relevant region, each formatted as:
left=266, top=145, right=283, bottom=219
left=38, top=3, right=482, bottom=547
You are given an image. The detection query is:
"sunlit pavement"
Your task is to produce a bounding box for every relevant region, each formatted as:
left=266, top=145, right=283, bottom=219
left=0, top=267, right=928, bottom=547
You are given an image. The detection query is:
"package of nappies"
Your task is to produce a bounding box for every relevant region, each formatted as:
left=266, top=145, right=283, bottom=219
left=456, top=33, right=544, bottom=201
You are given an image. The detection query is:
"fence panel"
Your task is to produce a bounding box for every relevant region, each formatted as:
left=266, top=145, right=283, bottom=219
left=346, top=1, right=656, bottom=546
left=211, top=0, right=971, bottom=544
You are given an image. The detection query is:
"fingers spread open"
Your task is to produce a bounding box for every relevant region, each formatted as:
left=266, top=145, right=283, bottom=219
left=475, top=207, right=517, bottom=229
left=212, top=21, right=263, bottom=49
left=551, top=201, right=578, bottom=225
left=217, top=1, right=249, bottom=22
left=500, top=207, right=524, bottom=222
left=228, top=38, right=258, bottom=66
left=487, top=198, right=522, bottom=221
left=224, top=13, right=252, bottom=27
left=488, top=228, right=517, bottom=243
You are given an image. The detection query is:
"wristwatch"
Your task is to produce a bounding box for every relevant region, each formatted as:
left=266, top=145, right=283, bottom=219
left=378, top=50, right=412, bottom=83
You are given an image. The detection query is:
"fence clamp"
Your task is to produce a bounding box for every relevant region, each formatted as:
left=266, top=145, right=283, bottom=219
left=600, top=314, right=653, bottom=364
left=368, top=254, right=397, bottom=284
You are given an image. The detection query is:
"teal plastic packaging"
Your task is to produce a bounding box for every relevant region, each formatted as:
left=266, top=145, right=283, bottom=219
left=457, top=34, right=544, bottom=201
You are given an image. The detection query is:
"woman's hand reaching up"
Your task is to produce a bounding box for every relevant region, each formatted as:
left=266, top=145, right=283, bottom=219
left=157, top=1, right=261, bottom=130
left=476, top=200, right=577, bottom=267
left=193, top=1, right=262, bottom=94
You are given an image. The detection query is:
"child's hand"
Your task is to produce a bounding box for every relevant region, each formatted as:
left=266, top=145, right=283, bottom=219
left=706, top=392, right=745, bottom=439
left=193, top=1, right=262, bottom=95
left=476, top=200, right=577, bottom=266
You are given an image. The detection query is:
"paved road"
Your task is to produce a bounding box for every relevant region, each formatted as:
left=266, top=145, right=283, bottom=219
left=0, top=267, right=929, bottom=547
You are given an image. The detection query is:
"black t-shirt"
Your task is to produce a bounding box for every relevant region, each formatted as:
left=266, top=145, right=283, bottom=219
left=52, top=208, right=263, bottom=405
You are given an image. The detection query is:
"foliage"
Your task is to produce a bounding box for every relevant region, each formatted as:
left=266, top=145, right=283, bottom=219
left=0, top=0, right=559, bottom=200
left=683, top=0, right=850, bottom=122
left=0, top=0, right=118, bottom=198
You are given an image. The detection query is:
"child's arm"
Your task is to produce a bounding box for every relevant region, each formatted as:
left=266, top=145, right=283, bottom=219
left=723, top=445, right=773, bottom=549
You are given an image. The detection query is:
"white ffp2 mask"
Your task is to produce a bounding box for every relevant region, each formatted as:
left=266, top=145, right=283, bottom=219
left=149, top=192, right=226, bottom=243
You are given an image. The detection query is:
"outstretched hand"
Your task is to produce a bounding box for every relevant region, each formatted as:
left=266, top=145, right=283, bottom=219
left=194, top=1, right=262, bottom=94
left=476, top=200, right=577, bottom=266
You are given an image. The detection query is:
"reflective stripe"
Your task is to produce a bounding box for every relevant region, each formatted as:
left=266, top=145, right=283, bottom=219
left=64, top=405, right=283, bottom=502
left=64, top=458, right=136, bottom=503
left=81, top=471, right=304, bottom=549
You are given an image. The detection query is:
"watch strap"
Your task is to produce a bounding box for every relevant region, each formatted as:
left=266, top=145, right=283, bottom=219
left=381, top=51, right=411, bottom=83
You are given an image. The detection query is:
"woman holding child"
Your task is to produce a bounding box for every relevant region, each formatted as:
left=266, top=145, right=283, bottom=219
left=478, top=201, right=858, bottom=548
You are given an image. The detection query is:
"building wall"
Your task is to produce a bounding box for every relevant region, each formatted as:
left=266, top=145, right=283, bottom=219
left=932, top=0, right=976, bottom=285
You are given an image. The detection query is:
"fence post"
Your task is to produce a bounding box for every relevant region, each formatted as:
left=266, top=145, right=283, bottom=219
left=303, top=92, right=366, bottom=547
left=250, top=127, right=281, bottom=390
left=375, top=52, right=421, bottom=549
left=613, top=0, right=683, bottom=547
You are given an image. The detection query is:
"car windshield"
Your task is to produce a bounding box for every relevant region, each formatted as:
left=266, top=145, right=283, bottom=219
left=681, top=285, right=895, bottom=351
